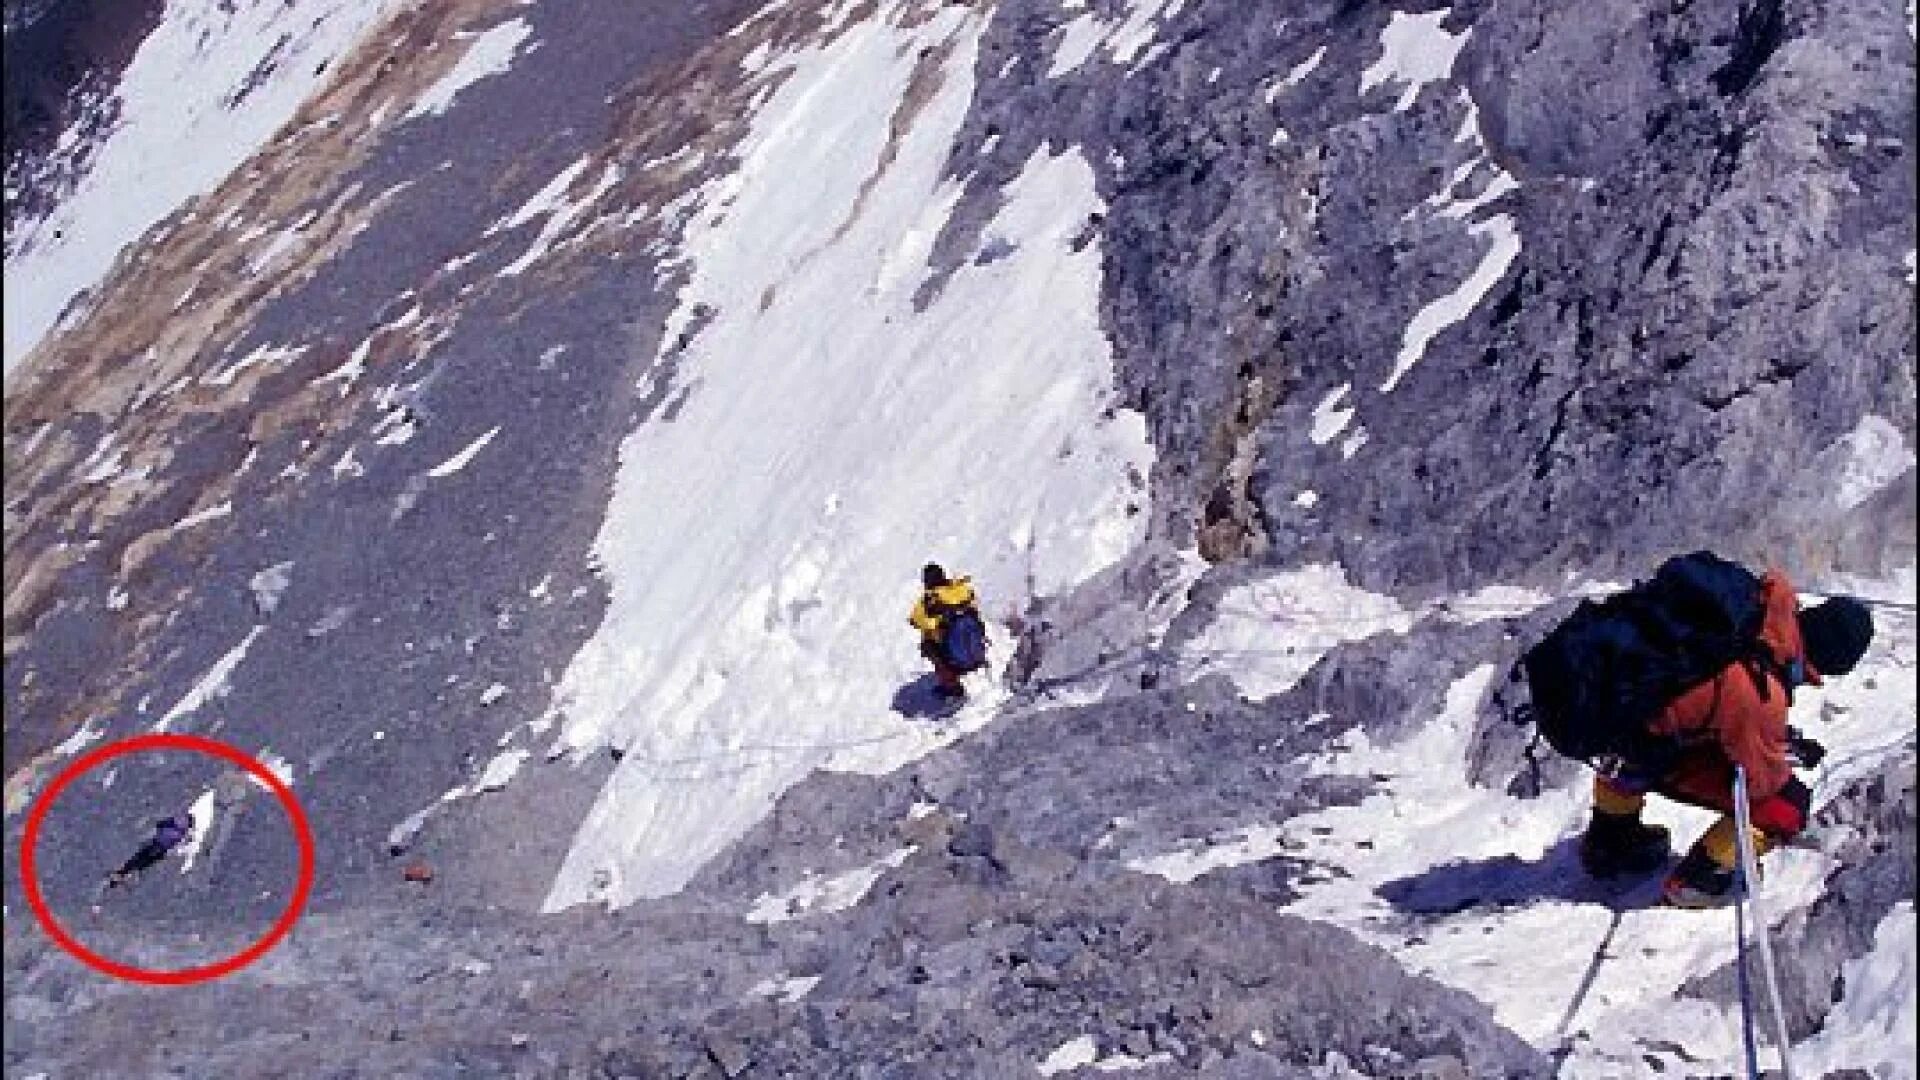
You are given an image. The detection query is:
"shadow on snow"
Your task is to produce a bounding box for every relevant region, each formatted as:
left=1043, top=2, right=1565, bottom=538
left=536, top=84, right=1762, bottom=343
left=1376, top=836, right=1668, bottom=916
left=889, top=672, right=964, bottom=720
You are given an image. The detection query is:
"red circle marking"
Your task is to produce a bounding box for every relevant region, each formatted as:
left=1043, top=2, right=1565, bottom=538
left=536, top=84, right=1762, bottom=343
left=19, top=733, right=315, bottom=985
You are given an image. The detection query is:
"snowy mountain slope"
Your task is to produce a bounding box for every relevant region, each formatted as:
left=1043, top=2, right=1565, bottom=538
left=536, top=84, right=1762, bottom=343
left=5, top=0, right=1916, bottom=1075
left=2, top=0, right=408, bottom=371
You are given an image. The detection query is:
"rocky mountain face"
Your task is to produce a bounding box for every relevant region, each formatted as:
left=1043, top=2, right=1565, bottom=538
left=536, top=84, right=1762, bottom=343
left=4, top=0, right=1914, bottom=1076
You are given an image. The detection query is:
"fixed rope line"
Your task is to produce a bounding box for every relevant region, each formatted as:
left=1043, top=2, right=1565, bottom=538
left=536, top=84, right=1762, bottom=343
left=1549, top=907, right=1624, bottom=1066
left=1733, top=766, right=1796, bottom=1080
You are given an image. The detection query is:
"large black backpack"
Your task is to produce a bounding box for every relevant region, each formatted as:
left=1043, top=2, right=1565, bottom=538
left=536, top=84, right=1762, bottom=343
left=1519, top=551, right=1770, bottom=767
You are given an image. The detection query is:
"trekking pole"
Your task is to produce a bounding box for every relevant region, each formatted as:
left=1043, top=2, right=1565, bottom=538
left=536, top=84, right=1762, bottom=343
left=1733, top=869, right=1761, bottom=1079
left=1732, top=766, right=1795, bottom=1080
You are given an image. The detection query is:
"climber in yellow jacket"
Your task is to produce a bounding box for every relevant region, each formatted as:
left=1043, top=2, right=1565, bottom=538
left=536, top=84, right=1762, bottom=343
left=910, top=563, right=986, bottom=701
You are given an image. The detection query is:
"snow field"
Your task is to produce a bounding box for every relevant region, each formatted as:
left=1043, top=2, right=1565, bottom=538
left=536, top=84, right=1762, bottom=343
left=4, top=0, right=405, bottom=373
left=541, top=2, right=1153, bottom=911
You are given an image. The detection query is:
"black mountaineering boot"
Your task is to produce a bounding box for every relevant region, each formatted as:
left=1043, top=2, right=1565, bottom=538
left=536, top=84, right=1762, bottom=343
left=1662, top=847, right=1739, bottom=909
left=1578, top=812, right=1673, bottom=878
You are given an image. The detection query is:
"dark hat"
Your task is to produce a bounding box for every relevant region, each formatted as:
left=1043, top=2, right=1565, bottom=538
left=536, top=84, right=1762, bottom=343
left=1800, top=596, right=1874, bottom=678
left=922, top=563, right=948, bottom=588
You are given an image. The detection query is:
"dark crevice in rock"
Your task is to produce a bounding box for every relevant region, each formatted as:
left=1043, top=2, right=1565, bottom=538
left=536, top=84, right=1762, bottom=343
left=1711, top=0, right=1787, bottom=97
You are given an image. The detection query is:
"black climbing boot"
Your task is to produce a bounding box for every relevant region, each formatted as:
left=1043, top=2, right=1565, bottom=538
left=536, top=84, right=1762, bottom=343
left=1578, top=812, right=1672, bottom=878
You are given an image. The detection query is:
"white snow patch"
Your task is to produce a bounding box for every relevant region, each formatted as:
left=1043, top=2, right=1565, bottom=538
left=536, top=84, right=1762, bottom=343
left=1360, top=9, right=1469, bottom=112
left=1380, top=214, right=1520, bottom=392
left=542, top=6, right=1150, bottom=910
left=1430, top=163, right=1520, bottom=221
left=425, top=426, right=500, bottom=478
left=51, top=718, right=107, bottom=758
left=248, top=225, right=307, bottom=274
left=1129, top=823, right=1290, bottom=883
left=1267, top=45, right=1325, bottom=101
left=1793, top=902, right=1917, bottom=1080
left=249, top=750, right=296, bottom=790
left=202, top=343, right=304, bottom=387
left=1177, top=564, right=1413, bottom=701
left=5, top=0, right=404, bottom=372
left=747, top=973, right=823, bottom=1003
left=1307, top=383, right=1354, bottom=445
left=77, top=433, right=125, bottom=484
left=316, top=338, right=374, bottom=396
left=1039, top=1035, right=1100, bottom=1076
left=744, top=847, right=914, bottom=924
left=387, top=805, right=435, bottom=852
left=1046, top=0, right=1185, bottom=74
left=250, top=561, right=295, bottom=616
left=1108, top=0, right=1185, bottom=66
left=173, top=501, right=232, bottom=531
left=155, top=626, right=266, bottom=732
left=405, top=18, right=534, bottom=120
left=1825, top=414, right=1915, bottom=512
left=176, top=788, right=218, bottom=874
left=1435, top=583, right=1554, bottom=624
left=443, top=748, right=532, bottom=802
left=492, top=159, right=594, bottom=235
left=474, top=748, right=528, bottom=792
left=499, top=161, right=623, bottom=276
left=1048, top=13, right=1105, bottom=78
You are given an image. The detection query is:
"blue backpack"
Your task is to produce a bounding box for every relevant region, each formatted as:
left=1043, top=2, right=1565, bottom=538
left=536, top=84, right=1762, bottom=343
left=942, top=608, right=989, bottom=672
left=1519, top=551, right=1771, bottom=767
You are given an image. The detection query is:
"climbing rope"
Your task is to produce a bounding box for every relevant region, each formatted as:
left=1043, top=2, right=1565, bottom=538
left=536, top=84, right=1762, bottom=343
left=1732, top=766, right=1796, bottom=1080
